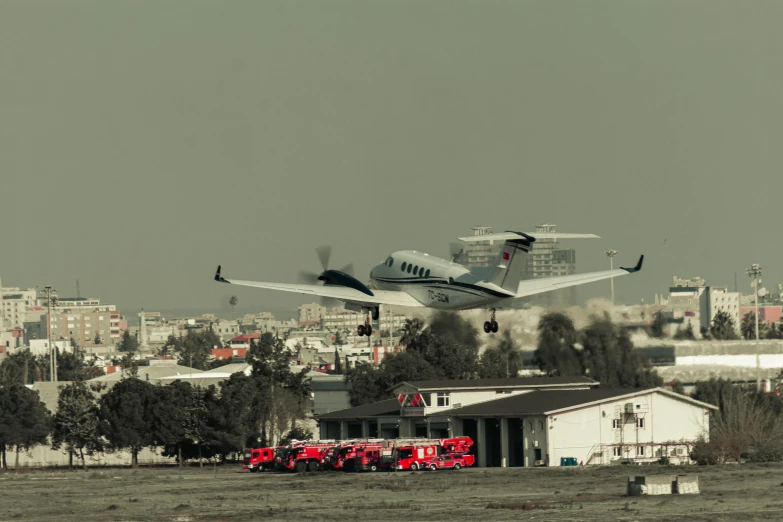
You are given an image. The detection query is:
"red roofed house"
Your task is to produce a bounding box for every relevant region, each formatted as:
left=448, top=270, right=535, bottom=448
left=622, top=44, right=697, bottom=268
left=228, top=333, right=260, bottom=349
left=213, top=347, right=247, bottom=360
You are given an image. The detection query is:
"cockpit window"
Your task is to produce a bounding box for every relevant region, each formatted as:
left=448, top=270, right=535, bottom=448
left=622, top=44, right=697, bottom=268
left=387, top=257, right=394, bottom=267
left=401, top=262, right=407, bottom=272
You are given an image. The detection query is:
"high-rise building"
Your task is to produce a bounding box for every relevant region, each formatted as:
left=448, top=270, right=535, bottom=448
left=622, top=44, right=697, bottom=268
left=520, top=224, right=578, bottom=308
left=463, top=226, right=501, bottom=267
left=298, top=303, right=326, bottom=325
left=1, top=286, right=41, bottom=329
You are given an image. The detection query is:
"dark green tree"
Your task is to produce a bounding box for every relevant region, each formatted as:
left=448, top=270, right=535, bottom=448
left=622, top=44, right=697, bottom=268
left=710, top=311, right=739, bottom=340
left=279, top=426, right=313, bottom=445
left=51, top=381, right=104, bottom=470
left=533, top=312, right=582, bottom=376
left=673, top=321, right=696, bottom=340
left=581, top=317, right=662, bottom=388
left=160, top=334, right=182, bottom=356
left=670, top=380, right=686, bottom=395
left=477, top=347, right=507, bottom=378
left=99, top=377, right=157, bottom=468
left=0, top=383, right=52, bottom=470
left=93, top=331, right=102, bottom=345
left=333, top=348, right=343, bottom=374
left=208, top=373, right=264, bottom=455
left=153, top=380, right=208, bottom=468
left=345, top=362, right=384, bottom=406
left=333, top=331, right=346, bottom=346
left=495, top=330, right=523, bottom=378
left=423, top=311, right=479, bottom=379
left=229, top=295, right=238, bottom=314
left=178, top=331, right=218, bottom=370
left=767, top=322, right=783, bottom=340
left=0, top=349, right=38, bottom=385
left=649, top=311, right=666, bottom=338
left=118, top=330, right=139, bottom=353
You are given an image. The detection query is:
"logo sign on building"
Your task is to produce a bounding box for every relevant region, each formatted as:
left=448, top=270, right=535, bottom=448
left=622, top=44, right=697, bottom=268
left=398, top=393, right=426, bottom=417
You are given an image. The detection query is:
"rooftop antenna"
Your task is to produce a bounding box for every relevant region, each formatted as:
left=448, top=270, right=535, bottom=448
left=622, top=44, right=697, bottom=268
left=76, top=279, right=81, bottom=299
left=734, top=272, right=738, bottom=293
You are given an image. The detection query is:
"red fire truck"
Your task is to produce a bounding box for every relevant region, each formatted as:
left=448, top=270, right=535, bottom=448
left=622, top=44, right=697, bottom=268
left=387, top=437, right=475, bottom=471
left=242, top=447, right=276, bottom=472
left=276, top=440, right=336, bottom=473
left=325, top=439, right=386, bottom=471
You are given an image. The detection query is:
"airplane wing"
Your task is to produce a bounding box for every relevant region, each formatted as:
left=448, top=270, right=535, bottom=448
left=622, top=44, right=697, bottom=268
left=214, top=266, right=424, bottom=308
left=516, top=255, right=644, bottom=298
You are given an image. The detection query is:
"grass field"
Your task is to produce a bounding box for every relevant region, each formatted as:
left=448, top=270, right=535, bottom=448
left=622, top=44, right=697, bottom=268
left=3, top=462, right=783, bottom=521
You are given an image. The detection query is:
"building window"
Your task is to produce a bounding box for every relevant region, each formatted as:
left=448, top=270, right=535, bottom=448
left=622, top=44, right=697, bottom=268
left=539, top=421, right=544, bottom=431
left=528, top=421, right=534, bottom=432
left=612, top=419, right=621, bottom=429
left=436, top=392, right=450, bottom=407
left=534, top=448, right=542, bottom=461
left=636, top=418, right=645, bottom=429
left=613, top=447, right=622, bottom=457
left=636, top=446, right=645, bottom=456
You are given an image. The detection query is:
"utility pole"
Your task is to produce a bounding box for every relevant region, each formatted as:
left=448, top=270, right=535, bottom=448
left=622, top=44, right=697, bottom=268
left=41, top=286, right=58, bottom=382
left=747, top=263, right=762, bottom=391
left=605, top=250, right=618, bottom=306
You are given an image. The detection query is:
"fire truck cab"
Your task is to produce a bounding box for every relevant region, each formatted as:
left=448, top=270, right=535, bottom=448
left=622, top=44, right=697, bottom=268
left=276, top=440, right=336, bottom=473
left=243, top=447, right=276, bottom=472
left=389, top=437, right=475, bottom=471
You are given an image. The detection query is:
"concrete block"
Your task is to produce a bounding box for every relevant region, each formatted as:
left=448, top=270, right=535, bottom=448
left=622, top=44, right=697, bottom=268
left=675, top=475, right=700, bottom=495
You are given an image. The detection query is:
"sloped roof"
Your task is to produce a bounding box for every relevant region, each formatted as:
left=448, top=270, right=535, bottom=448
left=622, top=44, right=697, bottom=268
left=396, top=376, right=598, bottom=392
left=90, top=363, right=202, bottom=383
left=447, top=387, right=717, bottom=417
left=316, top=398, right=399, bottom=420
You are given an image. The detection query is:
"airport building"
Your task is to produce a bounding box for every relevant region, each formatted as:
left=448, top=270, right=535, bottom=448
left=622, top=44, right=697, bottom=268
left=316, top=377, right=715, bottom=467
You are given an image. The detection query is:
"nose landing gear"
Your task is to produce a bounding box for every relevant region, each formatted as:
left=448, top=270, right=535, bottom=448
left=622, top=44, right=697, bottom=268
left=483, top=309, right=499, bottom=334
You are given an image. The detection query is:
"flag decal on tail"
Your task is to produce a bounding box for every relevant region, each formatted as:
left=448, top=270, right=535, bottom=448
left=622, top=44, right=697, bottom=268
left=503, top=252, right=510, bottom=261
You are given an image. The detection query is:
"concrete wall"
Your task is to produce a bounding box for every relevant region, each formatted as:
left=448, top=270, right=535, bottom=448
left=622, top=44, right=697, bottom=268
left=5, top=446, right=173, bottom=469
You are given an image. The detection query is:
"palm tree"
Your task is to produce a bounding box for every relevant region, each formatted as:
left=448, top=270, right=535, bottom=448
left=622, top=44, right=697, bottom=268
left=740, top=311, right=769, bottom=340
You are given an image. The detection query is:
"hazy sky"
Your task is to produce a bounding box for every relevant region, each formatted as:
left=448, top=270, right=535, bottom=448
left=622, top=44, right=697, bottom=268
left=3, top=1, right=783, bottom=314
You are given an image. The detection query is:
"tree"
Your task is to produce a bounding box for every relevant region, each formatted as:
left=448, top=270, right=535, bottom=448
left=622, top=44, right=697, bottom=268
left=669, top=380, right=686, bottom=395
left=533, top=312, right=582, bottom=377
left=153, top=381, right=207, bottom=468
left=333, top=331, right=346, bottom=346
left=229, top=295, right=238, bottom=314
left=206, top=374, right=263, bottom=455
left=649, top=311, right=666, bottom=338
left=279, top=426, right=313, bottom=445
left=424, top=312, right=480, bottom=379
left=0, top=383, right=52, bottom=470
left=0, top=349, right=38, bottom=385
left=345, top=362, right=384, bottom=407
left=51, top=381, right=104, bottom=470
left=495, top=330, right=523, bottom=378
left=673, top=321, right=696, bottom=340
left=160, top=335, right=182, bottom=356
left=741, top=312, right=770, bottom=340
left=118, top=330, right=139, bottom=353
left=93, top=331, right=102, bottom=345
left=178, top=331, right=217, bottom=370
left=119, top=353, right=138, bottom=378
left=710, top=311, right=739, bottom=340
left=57, top=350, right=92, bottom=382
left=477, top=348, right=507, bottom=379
left=333, top=348, right=343, bottom=375
left=581, top=317, right=662, bottom=388
left=767, top=322, right=783, bottom=340
left=346, top=351, right=441, bottom=407
left=99, top=377, right=157, bottom=468
left=400, top=317, right=433, bottom=355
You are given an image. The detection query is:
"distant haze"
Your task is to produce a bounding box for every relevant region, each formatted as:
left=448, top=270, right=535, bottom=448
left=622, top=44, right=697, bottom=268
left=3, top=1, right=783, bottom=314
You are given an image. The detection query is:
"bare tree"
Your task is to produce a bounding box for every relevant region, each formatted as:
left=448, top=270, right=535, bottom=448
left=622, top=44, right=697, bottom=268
left=709, top=391, right=783, bottom=463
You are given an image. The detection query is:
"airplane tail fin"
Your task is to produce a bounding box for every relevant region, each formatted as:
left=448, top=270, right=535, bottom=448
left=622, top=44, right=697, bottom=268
left=486, top=233, right=535, bottom=293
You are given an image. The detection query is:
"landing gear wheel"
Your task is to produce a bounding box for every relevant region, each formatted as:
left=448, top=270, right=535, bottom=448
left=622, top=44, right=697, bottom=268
left=483, top=321, right=491, bottom=333
left=365, top=324, right=373, bottom=336
left=357, top=324, right=365, bottom=336
left=491, top=321, right=498, bottom=333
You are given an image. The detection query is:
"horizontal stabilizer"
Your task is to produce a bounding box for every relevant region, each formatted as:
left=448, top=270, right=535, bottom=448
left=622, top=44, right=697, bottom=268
left=459, top=232, right=600, bottom=242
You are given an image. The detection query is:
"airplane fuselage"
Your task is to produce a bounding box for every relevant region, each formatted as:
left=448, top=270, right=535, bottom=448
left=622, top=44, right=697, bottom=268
left=368, top=250, right=513, bottom=310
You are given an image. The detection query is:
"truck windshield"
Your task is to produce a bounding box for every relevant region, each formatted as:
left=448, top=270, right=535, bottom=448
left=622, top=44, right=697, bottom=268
left=243, top=452, right=252, bottom=459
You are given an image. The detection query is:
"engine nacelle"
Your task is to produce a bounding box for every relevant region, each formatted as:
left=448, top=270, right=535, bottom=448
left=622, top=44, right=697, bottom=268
left=318, top=270, right=374, bottom=297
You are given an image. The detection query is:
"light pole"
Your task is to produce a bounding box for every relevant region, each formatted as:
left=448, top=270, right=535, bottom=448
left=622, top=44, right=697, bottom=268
left=747, top=263, right=762, bottom=391
left=41, top=286, right=58, bottom=382
left=605, top=250, right=618, bottom=306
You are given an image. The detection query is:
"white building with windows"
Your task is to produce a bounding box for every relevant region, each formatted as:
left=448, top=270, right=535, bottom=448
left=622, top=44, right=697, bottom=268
left=317, top=378, right=716, bottom=468
left=700, top=286, right=741, bottom=335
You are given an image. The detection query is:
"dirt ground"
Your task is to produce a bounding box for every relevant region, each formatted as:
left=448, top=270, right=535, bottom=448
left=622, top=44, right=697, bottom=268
left=3, top=462, right=783, bottom=522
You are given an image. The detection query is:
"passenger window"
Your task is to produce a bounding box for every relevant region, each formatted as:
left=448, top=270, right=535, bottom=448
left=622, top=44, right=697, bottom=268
left=407, top=264, right=412, bottom=273
left=425, top=269, right=430, bottom=278
left=401, top=262, right=407, bottom=272
left=413, top=266, right=418, bottom=275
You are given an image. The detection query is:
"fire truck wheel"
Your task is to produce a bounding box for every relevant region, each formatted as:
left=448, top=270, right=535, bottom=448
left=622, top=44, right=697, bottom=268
left=429, top=464, right=437, bottom=471
left=410, top=463, right=419, bottom=471
left=453, top=463, right=461, bottom=470
left=370, top=464, right=378, bottom=472
left=295, top=461, right=307, bottom=473
left=249, top=467, right=258, bottom=473
left=307, top=461, right=319, bottom=472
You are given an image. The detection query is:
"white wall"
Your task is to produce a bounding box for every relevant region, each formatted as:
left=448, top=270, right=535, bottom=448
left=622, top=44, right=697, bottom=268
left=547, top=391, right=711, bottom=466
left=678, top=354, right=783, bottom=368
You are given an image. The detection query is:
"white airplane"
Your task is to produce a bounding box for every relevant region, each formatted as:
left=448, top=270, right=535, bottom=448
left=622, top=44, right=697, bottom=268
left=214, top=230, right=643, bottom=335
